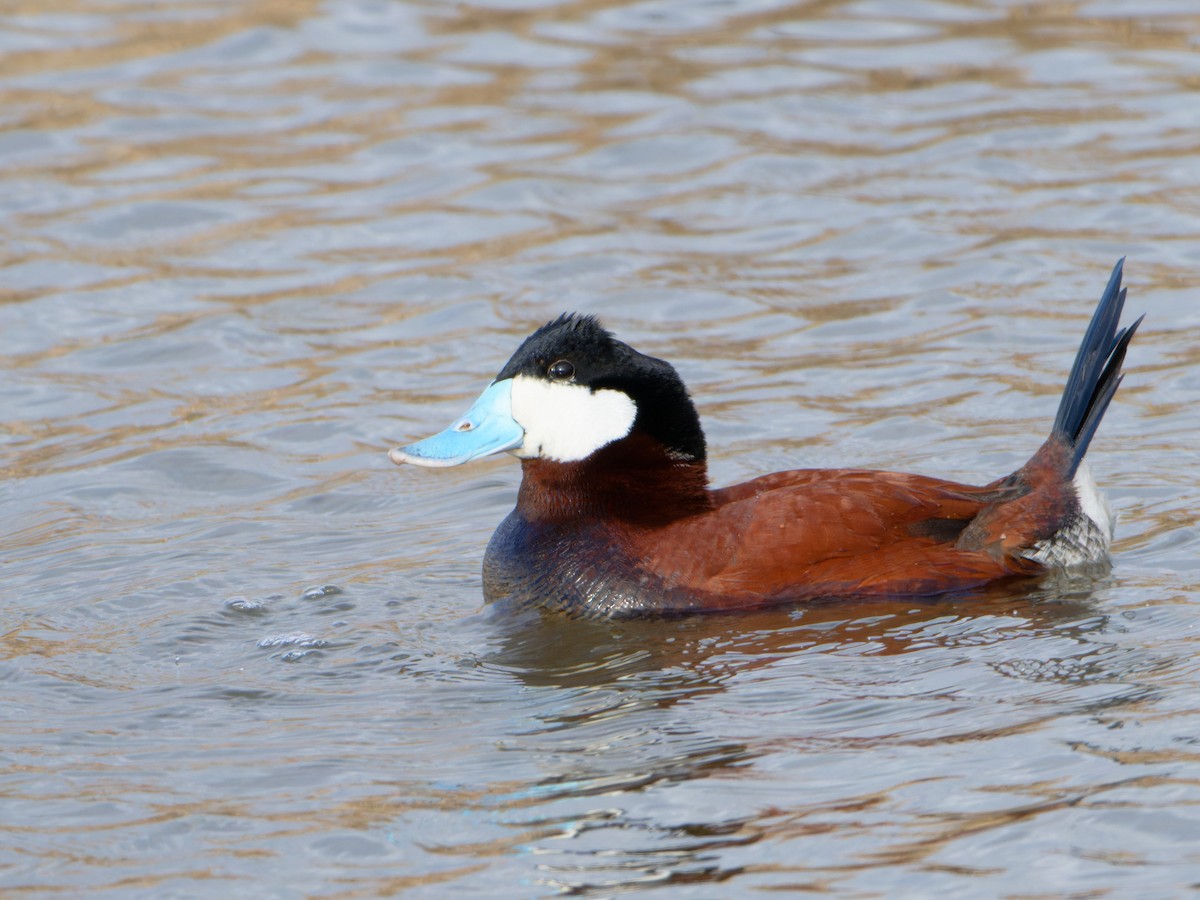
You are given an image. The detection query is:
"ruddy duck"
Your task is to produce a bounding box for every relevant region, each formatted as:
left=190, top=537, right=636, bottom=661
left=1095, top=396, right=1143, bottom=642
left=392, top=261, right=1140, bottom=618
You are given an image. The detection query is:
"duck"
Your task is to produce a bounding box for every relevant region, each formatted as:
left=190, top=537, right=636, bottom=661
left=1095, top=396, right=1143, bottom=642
left=390, top=260, right=1141, bottom=618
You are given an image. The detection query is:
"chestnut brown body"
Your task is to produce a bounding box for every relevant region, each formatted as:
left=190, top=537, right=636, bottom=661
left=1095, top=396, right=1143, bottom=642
left=484, top=430, right=1103, bottom=618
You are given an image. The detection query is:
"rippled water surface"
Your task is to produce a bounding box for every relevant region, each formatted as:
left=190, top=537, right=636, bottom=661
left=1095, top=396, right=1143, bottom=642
left=4, top=1, right=1200, bottom=895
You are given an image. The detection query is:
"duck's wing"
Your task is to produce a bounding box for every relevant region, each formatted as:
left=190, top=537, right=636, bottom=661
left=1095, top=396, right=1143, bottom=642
left=641, top=469, right=1027, bottom=606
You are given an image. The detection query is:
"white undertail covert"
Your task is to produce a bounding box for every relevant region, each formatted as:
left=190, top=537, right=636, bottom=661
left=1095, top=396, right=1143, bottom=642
left=1022, top=462, right=1114, bottom=568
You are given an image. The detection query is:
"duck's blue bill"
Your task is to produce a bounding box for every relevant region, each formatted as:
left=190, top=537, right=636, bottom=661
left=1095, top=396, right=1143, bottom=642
left=389, top=379, right=524, bottom=468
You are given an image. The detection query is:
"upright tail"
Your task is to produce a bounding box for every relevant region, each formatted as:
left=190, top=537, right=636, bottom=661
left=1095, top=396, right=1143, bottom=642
left=1051, top=258, right=1143, bottom=475
left=958, top=259, right=1141, bottom=569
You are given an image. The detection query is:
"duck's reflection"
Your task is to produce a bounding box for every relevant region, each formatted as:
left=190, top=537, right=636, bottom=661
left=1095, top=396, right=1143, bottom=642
left=482, top=580, right=1104, bottom=691
left=464, top=582, right=1110, bottom=894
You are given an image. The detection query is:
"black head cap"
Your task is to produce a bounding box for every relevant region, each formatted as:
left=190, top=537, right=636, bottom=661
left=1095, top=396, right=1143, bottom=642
left=496, top=313, right=706, bottom=462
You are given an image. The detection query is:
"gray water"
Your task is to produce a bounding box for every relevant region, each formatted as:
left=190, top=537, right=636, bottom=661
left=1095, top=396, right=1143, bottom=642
left=3, top=1, right=1200, bottom=896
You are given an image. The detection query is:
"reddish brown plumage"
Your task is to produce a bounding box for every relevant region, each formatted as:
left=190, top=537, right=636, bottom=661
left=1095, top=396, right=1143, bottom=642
left=504, top=433, right=1077, bottom=614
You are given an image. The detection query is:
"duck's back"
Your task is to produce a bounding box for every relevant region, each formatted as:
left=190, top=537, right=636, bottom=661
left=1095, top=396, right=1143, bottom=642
left=647, top=469, right=1026, bottom=606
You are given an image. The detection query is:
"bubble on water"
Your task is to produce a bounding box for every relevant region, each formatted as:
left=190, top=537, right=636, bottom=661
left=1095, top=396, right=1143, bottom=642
left=224, top=596, right=270, bottom=613
left=257, top=633, right=327, bottom=649
left=302, top=584, right=343, bottom=601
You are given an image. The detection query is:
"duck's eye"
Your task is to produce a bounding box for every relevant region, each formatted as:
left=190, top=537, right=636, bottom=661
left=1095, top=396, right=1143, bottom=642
left=548, top=359, right=575, bottom=381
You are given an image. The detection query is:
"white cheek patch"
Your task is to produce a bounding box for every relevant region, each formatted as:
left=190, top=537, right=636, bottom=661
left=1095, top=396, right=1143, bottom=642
left=508, top=374, right=637, bottom=462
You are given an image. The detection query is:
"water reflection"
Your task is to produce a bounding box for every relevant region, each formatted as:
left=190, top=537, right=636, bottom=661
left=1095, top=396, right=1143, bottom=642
left=484, top=582, right=1106, bottom=689
left=407, top=583, right=1150, bottom=893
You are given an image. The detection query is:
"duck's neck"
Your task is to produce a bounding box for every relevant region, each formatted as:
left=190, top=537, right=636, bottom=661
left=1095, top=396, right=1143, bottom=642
left=516, top=433, right=712, bottom=527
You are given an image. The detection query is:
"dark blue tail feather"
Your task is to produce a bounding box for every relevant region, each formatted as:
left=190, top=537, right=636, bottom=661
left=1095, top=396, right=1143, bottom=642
left=1052, top=258, right=1142, bottom=474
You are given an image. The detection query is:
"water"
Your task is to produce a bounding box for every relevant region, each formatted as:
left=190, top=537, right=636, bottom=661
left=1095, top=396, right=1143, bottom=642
left=3, top=0, right=1199, bottom=895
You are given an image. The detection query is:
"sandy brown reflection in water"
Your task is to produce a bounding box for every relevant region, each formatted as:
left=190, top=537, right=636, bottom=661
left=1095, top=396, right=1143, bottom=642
left=2, top=0, right=1200, bottom=896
